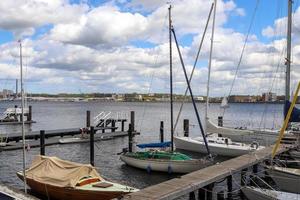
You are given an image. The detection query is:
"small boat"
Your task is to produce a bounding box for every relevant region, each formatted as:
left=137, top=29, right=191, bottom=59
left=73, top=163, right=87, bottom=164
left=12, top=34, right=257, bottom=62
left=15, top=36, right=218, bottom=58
left=17, top=155, right=138, bottom=200
left=174, top=133, right=264, bottom=157
left=242, top=186, right=300, bottom=200
left=266, top=165, right=300, bottom=193
left=120, top=150, right=212, bottom=173
left=59, top=135, right=112, bottom=144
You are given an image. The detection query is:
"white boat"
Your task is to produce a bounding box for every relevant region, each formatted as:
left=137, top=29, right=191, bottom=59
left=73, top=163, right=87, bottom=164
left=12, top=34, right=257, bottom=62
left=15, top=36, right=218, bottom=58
left=120, top=151, right=212, bottom=173
left=242, top=186, right=300, bottom=200
left=59, top=136, right=112, bottom=144
left=267, top=166, right=300, bottom=193
left=206, top=119, right=292, bottom=145
left=289, top=150, right=300, bottom=159
left=174, top=134, right=264, bottom=157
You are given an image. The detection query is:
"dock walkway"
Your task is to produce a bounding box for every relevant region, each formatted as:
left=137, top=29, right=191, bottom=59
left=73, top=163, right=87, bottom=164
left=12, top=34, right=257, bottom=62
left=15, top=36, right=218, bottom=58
left=122, top=144, right=293, bottom=200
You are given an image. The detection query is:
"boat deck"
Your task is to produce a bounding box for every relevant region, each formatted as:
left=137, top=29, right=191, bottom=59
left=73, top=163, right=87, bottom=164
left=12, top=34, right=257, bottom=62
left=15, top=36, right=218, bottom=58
left=122, top=144, right=294, bottom=200
left=0, top=183, right=38, bottom=200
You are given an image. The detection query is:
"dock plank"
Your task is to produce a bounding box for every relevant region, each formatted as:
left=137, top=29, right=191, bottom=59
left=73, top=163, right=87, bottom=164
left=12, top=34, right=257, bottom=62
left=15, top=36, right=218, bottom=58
left=122, top=145, right=292, bottom=200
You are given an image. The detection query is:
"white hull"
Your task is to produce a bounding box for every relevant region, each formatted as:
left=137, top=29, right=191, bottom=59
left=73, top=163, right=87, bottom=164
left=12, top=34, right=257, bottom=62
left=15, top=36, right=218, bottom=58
left=120, top=154, right=211, bottom=173
left=207, top=119, right=279, bottom=145
left=242, top=186, right=299, bottom=200
left=267, top=166, right=300, bottom=193
left=174, top=136, right=263, bottom=157
left=59, top=136, right=112, bottom=144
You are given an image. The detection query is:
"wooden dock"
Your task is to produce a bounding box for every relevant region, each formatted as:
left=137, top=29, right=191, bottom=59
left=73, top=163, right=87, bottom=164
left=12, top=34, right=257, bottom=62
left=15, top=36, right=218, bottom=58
left=122, top=144, right=294, bottom=200
left=0, top=130, right=139, bottom=151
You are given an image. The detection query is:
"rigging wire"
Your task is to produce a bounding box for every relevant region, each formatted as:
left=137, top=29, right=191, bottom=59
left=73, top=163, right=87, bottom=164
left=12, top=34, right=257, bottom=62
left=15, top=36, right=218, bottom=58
left=222, top=0, right=260, bottom=118
left=138, top=11, right=169, bottom=133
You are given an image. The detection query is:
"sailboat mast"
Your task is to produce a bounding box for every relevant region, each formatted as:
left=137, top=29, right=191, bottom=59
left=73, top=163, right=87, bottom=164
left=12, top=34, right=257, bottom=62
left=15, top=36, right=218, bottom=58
left=205, top=0, right=217, bottom=123
left=169, top=5, right=174, bottom=151
left=285, top=0, right=292, bottom=102
left=19, top=40, right=27, bottom=193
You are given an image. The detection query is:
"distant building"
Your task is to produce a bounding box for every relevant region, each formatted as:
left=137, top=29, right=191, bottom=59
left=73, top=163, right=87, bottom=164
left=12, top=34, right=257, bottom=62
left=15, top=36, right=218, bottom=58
left=0, top=89, right=14, bottom=99
left=228, top=95, right=256, bottom=103
left=262, top=92, right=277, bottom=102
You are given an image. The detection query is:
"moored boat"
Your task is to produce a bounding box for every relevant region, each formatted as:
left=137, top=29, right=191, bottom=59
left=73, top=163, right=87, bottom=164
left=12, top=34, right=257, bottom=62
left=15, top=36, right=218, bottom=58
left=120, top=150, right=212, bottom=173
left=17, top=155, right=138, bottom=200
left=174, top=133, right=264, bottom=157
left=266, top=165, right=300, bottom=193
left=242, top=186, right=300, bottom=200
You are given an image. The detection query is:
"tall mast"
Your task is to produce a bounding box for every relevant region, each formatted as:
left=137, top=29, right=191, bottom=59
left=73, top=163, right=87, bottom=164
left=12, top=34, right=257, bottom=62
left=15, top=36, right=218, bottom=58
left=168, top=5, right=174, bottom=151
left=205, top=0, right=217, bottom=124
left=19, top=40, right=27, bottom=193
left=285, top=0, right=292, bottom=102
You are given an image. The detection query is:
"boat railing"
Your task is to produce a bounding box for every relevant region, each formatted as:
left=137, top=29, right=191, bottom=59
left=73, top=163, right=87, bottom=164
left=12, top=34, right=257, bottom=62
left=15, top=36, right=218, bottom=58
left=246, top=175, right=276, bottom=191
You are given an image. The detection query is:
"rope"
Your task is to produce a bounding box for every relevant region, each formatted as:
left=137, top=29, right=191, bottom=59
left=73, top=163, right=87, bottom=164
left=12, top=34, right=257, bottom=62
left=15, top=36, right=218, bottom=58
left=223, top=0, right=260, bottom=117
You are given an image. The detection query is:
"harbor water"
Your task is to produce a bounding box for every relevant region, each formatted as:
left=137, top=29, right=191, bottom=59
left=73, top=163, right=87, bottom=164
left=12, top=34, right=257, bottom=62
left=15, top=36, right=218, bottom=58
left=0, top=101, right=285, bottom=199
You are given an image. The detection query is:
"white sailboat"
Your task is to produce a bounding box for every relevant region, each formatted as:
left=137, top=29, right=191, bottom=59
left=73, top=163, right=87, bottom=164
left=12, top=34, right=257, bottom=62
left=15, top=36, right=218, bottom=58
left=174, top=133, right=264, bottom=157
left=120, top=5, right=214, bottom=173
left=172, top=0, right=263, bottom=156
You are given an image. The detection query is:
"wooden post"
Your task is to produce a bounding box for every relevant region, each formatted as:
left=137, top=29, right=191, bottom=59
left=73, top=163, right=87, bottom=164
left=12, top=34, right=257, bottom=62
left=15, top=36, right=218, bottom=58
left=121, top=120, right=125, bottom=132
left=241, top=168, right=247, bottom=186
left=101, top=119, right=105, bottom=133
left=183, top=119, right=189, bottom=137
left=207, top=183, right=214, bottom=200
left=160, top=121, right=164, bottom=143
left=227, top=175, right=232, bottom=199
left=27, top=105, right=32, bottom=121
left=217, top=191, right=225, bottom=200
left=218, top=116, right=223, bottom=127
left=189, top=191, right=196, bottom=200
left=198, top=188, right=206, bottom=200
left=40, top=130, right=45, bottom=155
left=253, top=164, right=258, bottom=174
left=112, top=120, right=116, bottom=132
left=130, top=111, right=135, bottom=132
left=128, top=123, right=133, bottom=153
left=90, top=126, right=94, bottom=166
left=86, top=110, right=91, bottom=127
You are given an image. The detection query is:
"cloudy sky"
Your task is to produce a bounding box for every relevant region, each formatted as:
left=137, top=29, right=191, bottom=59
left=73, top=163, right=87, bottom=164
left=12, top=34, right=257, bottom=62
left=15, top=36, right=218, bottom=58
left=0, top=0, right=299, bottom=96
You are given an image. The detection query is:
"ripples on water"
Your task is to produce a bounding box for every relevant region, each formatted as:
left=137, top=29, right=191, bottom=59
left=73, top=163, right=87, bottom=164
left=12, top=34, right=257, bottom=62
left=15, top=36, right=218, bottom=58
left=0, top=101, right=285, bottom=199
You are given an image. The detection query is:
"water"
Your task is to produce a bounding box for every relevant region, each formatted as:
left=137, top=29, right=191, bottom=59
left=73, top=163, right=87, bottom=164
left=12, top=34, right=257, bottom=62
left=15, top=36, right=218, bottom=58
left=0, top=101, right=285, bottom=199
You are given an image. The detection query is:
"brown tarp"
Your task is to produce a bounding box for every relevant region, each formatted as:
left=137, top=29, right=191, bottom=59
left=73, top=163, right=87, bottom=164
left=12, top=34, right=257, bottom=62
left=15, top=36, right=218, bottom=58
left=25, top=155, right=103, bottom=188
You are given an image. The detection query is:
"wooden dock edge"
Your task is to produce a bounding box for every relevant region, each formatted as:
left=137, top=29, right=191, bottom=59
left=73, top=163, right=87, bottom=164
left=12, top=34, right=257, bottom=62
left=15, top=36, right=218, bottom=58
left=121, top=144, right=294, bottom=200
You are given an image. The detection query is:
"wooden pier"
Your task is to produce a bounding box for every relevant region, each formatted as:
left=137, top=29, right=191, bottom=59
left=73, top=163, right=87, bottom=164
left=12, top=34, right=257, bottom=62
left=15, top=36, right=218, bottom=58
left=122, top=144, right=294, bottom=200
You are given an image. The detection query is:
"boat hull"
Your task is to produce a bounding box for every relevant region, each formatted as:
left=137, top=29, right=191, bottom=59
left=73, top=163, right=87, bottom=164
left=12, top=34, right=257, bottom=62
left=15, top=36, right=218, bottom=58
left=17, top=173, right=131, bottom=200
left=241, top=187, right=276, bottom=200
left=207, top=119, right=279, bottom=145
left=174, top=136, right=260, bottom=157
left=267, top=167, right=300, bottom=193
left=120, top=154, right=211, bottom=173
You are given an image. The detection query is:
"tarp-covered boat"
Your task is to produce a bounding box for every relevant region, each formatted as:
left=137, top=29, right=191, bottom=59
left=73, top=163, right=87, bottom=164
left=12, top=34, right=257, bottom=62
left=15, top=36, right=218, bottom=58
left=17, top=155, right=138, bottom=200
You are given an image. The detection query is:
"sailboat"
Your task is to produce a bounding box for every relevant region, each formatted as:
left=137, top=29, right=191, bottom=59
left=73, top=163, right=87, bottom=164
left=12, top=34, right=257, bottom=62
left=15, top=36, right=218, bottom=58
left=120, top=5, right=214, bottom=173
left=205, top=0, right=299, bottom=146
left=17, top=155, right=138, bottom=200
left=242, top=186, right=300, bottom=200
left=173, top=0, right=264, bottom=157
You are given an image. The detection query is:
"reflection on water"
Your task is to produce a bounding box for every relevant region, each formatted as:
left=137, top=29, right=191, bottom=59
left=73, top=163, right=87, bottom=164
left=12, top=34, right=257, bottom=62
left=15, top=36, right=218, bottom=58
left=0, top=101, right=285, bottom=199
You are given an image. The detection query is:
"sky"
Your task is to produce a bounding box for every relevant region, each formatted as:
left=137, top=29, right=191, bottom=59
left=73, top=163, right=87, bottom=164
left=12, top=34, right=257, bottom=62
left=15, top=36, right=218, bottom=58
left=0, top=0, right=300, bottom=96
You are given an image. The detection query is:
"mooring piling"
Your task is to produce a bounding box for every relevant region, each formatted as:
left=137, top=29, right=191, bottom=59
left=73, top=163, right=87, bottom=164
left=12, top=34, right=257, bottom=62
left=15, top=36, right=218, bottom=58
left=218, top=116, right=223, bottom=127
left=227, top=175, right=232, bottom=199
left=40, top=130, right=45, bottom=156
left=86, top=110, right=91, bottom=127
left=160, top=121, right=164, bottom=143
left=128, top=123, right=133, bottom=153
left=183, top=119, right=189, bottom=137
left=90, top=126, right=95, bottom=166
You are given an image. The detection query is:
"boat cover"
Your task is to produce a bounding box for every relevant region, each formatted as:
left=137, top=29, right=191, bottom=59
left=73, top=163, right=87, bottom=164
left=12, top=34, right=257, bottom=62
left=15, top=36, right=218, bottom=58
left=137, top=141, right=171, bottom=149
left=284, top=100, right=300, bottom=122
left=24, top=155, right=103, bottom=188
